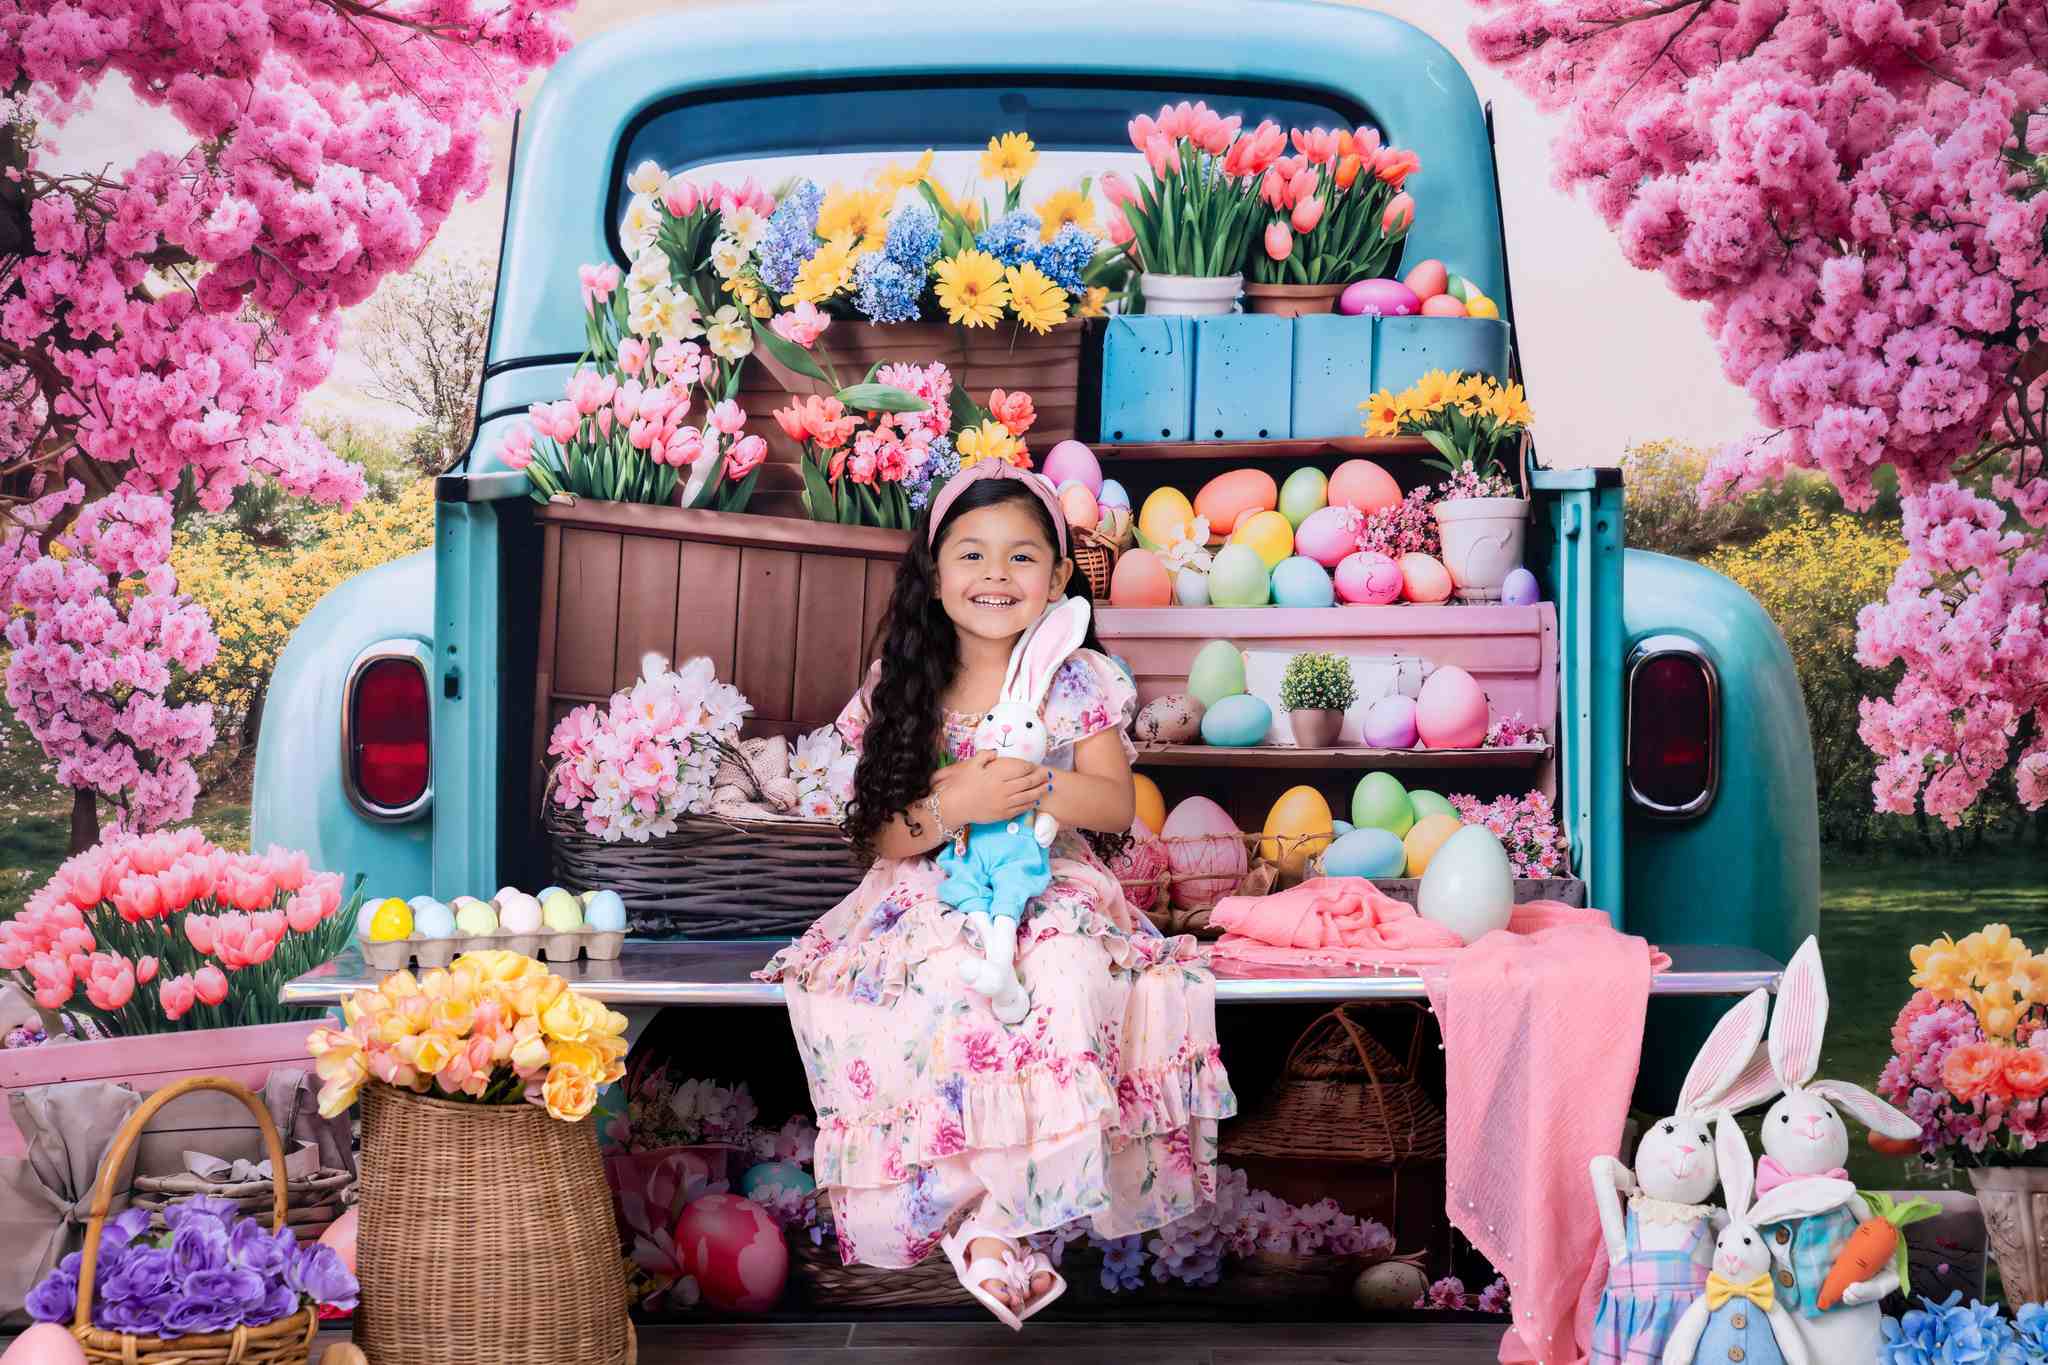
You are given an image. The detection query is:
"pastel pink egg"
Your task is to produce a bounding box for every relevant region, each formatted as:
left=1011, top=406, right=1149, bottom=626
left=1362, top=695, right=1420, bottom=748
left=1328, top=459, right=1401, bottom=516
left=1399, top=553, right=1453, bottom=603
left=1194, top=468, right=1279, bottom=535
left=1161, top=796, right=1246, bottom=909
left=1339, top=278, right=1421, bottom=318
left=320, top=1205, right=359, bottom=1273
left=1421, top=293, right=1468, bottom=317
left=1042, top=440, right=1103, bottom=496
left=1109, top=549, right=1172, bottom=607
left=1335, top=551, right=1403, bottom=604
left=1416, top=666, right=1490, bottom=749
left=1060, top=482, right=1101, bottom=530
left=0, top=1326, right=87, bottom=1365
left=1403, top=259, right=1449, bottom=300
left=1294, top=505, right=1362, bottom=567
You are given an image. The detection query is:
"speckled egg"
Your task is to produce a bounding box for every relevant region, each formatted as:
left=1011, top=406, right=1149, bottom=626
left=1501, top=567, right=1540, bottom=606
left=1202, top=693, right=1272, bottom=748
left=1042, top=440, right=1103, bottom=496
left=1135, top=693, right=1205, bottom=743
left=1294, top=506, right=1362, bottom=568
left=1195, top=469, right=1279, bottom=536
left=1109, top=548, right=1172, bottom=607
left=1415, top=665, right=1489, bottom=749
left=1398, top=553, right=1453, bottom=604
left=1271, top=556, right=1335, bottom=608
left=1335, top=551, right=1404, bottom=605
left=1328, top=460, right=1401, bottom=516
left=585, top=889, right=628, bottom=933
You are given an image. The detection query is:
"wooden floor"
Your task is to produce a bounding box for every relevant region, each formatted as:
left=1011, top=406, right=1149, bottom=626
left=310, top=1320, right=1508, bottom=1362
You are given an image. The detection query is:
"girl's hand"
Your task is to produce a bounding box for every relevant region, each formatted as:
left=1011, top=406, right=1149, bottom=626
left=944, top=754, right=1051, bottom=825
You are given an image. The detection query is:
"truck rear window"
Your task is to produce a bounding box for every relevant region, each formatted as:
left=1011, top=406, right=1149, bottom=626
left=611, top=76, right=1370, bottom=261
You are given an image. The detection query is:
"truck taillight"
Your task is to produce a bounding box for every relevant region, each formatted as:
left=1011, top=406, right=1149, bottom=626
left=344, top=644, right=432, bottom=819
left=1626, top=637, right=1718, bottom=818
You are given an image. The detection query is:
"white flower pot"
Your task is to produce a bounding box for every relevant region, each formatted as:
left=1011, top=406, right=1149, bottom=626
left=1434, top=497, right=1529, bottom=601
left=1141, top=272, right=1243, bottom=316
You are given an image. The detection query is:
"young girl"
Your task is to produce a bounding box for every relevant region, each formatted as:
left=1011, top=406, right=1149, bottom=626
left=758, top=461, right=1237, bottom=1328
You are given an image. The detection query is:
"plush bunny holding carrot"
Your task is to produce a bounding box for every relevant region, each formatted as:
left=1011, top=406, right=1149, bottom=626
left=1749, top=936, right=1923, bottom=1361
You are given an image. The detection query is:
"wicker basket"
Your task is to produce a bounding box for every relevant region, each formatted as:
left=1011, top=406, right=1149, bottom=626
left=354, top=1084, right=631, bottom=1365
left=131, top=1163, right=355, bottom=1244
left=546, top=801, right=867, bottom=938
left=70, top=1075, right=323, bottom=1364
left=1225, top=1004, right=1446, bottom=1166
left=788, top=1238, right=974, bottom=1309
left=1071, top=525, right=1121, bottom=601
left=1118, top=830, right=1327, bottom=938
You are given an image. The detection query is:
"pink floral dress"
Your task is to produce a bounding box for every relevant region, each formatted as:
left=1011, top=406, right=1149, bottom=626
left=757, top=649, right=1237, bottom=1269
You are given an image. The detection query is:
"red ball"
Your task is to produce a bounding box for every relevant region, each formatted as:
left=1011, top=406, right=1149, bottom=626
left=675, top=1193, right=789, bottom=1312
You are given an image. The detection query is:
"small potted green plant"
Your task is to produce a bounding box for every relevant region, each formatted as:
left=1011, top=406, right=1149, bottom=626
left=1279, top=651, right=1356, bottom=748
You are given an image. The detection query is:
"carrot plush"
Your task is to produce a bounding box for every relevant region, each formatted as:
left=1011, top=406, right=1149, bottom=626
left=1817, top=1192, right=1940, bottom=1309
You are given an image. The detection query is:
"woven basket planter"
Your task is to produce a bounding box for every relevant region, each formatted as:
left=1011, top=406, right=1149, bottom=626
left=546, top=802, right=867, bottom=938
left=131, top=1165, right=355, bottom=1244
left=787, top=1238, right=974, bottom=1309
left=354, top=1085, right=630, bottom=1365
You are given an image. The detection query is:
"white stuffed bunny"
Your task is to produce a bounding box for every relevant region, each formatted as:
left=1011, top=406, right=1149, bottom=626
left=1589, top=988, right=1782, bottom=1364
left=1661, top=1117, right=1849, bottom=1365
left=1748, top=935, right=1922, bottom=1361
left=937, top=598, right=1091, bottom=1025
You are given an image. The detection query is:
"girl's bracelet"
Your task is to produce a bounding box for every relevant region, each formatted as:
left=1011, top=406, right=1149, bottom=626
left=924, top=790, right=959, bottom=845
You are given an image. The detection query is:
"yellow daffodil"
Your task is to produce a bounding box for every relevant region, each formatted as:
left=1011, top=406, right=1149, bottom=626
left=1360, top=388, right=1408, bottom=438
left=1963, top=924, right=2031, bottom=982
left=1005, top=261, right=1069, bottom=334
left=1035, top=188, right=1097, bottom=240
left=957, top=418, right=1025, bottom=469
left=981, top=131, right=1037, bottom=186
left=1403, top=368, right=1460, bottom=416
left=1079, top=285, right=1110, bottom=318
left=817, top=187, right=891, bottom=254
left=875, top=149, right=936, bottom=196
left=935, top=250, right=1010, bottom=328
left=1489, top=380, right=1534, bottom=429
left=787, top=235, right=858, bottom=306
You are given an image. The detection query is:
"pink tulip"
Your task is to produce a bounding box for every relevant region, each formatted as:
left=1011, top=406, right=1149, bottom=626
left=1374, top=147, right=1421, bottom=188
left=136, top=955, right=158, bottom=984
left=194, top=964, right=229, bottom=1006
left=1291, top=194, right=1326, bottom=234
left=185, top=911, right=217, bottom=955
left=567, top=370, right=617, bottom=416
left=159, top=974, right=197, bottom=1021
left=1224, top=121, right=1287, bottom=179
left=1292, top=127, right=1341, bottom=166
left=710, top=399, right=748, bottom=436
left=261, top=845, right=309, bottom=894
left=661, top=178, right=701, bottom=217
left=111, top=873, right=163, bottom=923
left=1127, top=113, right=1159, bottom=155
left=1264, top=221, right=1294, bottom=261
left=1145, top=133, right=1176, bottom=180
left=499, top=426, right=534, bottom=471
left=617, top=338, right=649, bottom=376
left=1100, top=172, right=1136, bottom=209
left=286, top=892, right=324, bottom=933
left=1197, top=110, right=1241, bottom=158
left=594, top=407, right=613, bottom=439
left=578, top=263, right=621, bottom=314
left=84, top=953, right=135, bottom=1011
left=1382, top=192, right=1416, bottom=235
left=724, top=434, right=768, bottom=481
left=1348, top=127, right=1382, bottom=161
left=1260, top=166, right=1291, bottom=211
left=1107, top=214, right=1134, bottom=248
left=28, top=954, right=73, bottom=1011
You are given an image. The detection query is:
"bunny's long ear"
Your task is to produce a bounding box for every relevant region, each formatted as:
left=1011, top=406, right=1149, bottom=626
left=1680, top=989, right=1779, bottom=1117
left=1714, top=1115, right=1754, bottom=1221
left=1811, top=1079, right=1922, bottom=1141
left=1769, top=936, right=1828, bottom=1091
left=1012, top=598, right=1091, bottom=708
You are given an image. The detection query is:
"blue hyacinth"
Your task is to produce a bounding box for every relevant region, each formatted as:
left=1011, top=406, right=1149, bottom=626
left=853, top=253, right=922, bottom=324
left=884, top=201, right=942, bottom=274
left=975, top=210, right=1042, bottom=268
left=1880, top=1293, right=2039, bottom=1365
left=904, top=435, right=960, bottom=514
left=758, top=180, right=823, bottom=296
left=1030, top=222, right=1097, bottom=294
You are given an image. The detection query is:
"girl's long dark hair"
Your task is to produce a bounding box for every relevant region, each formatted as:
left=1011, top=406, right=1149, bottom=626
left=845, top=478, right=1113, bottom=860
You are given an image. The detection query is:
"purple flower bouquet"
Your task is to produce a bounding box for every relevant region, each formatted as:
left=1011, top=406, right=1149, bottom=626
left=26, top=1195, right=358, bottom=1338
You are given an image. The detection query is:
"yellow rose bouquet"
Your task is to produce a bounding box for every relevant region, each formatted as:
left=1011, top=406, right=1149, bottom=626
left=307, top=950, right=628, bottom=1122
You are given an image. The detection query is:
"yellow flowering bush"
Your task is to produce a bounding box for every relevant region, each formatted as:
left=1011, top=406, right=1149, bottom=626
left=1908, top=924, right=2048, bottom=1040
left=307, top=949, right=628, bottom=1120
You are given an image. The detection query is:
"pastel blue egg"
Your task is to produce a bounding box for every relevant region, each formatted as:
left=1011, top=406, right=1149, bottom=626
left=585, top=889, right=628, bottom=933
left=1201, top=693, right=1272, bottom=748
left=1271, top=556, right=1336, bottom=608
left=536, top=885, right=566, bottom=902
left=1099, top=478, right=1131, bottom=509
left=739, top=1160, right=816, bottom=1201
left=1501, top=567, right=1540, bottom=606
left=413, top=900, right=457, bottom=938
left=406, top=895, right=436, bottom=912
left=1332, top=819, right=1355, bottom=836
left=1323, top=827, right=1408, bottom=879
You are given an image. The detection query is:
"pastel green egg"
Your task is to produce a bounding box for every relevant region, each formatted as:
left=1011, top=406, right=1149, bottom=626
left=541, top=888, right=584, bottom=932
left=1208, top=544, right=1272, bottom=607
left=1278, top=467, right=1329, bottom=529
left=1187, top=640, right=1248, bottom=707
left=1201, top=693, right=1273, bottom=748
left=1350, top=771, right=1415, bottom=836
left=1408, top=789, right=1457, bottom=823
left=1322, top=827, right=1408, bottom=879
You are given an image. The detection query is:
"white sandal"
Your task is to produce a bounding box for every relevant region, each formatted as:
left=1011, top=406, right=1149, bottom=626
left=939, top=1221, right=1067, bottom=1330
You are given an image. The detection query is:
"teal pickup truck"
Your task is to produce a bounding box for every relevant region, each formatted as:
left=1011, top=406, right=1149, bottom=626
left=257, top=0, right=1816, bottom=1108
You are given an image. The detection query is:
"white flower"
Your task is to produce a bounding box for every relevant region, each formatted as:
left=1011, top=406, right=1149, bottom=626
left=706, top=305, right=753, bottom=361
left=662, top=289, right=704, bottom=342
left=620, top=193, right=661, bottom=255
left=627, top=285, right=672, bottom=339
left=627, top=159, right=669, bottom=197
left=709, top=235, right=747, bottom=280
left=721, top=204, right=768, bottom=251
left=628, top=247, right=671, bottom=294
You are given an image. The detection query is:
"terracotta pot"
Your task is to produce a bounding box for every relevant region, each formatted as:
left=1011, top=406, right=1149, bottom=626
left=1243, top=283, right=1347, bottom=317
left=1288, top=708, right=1345, bottom=748
left=1433, top=496, right=1530, bottom=601
left=1969, top=1167, right=2048, bottom=1303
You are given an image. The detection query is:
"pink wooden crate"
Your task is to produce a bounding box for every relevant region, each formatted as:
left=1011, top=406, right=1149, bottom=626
left=0, top=1021, right=321, bottom=1158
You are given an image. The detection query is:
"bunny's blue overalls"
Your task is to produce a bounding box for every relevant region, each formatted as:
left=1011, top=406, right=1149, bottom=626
left=937, top=819, right=1050, bottom=923
left=1693, top=1292, right=1790, bottom=1364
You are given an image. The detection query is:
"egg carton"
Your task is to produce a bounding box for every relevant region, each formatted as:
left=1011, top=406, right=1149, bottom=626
left=356, top=927, right=625, bottom=971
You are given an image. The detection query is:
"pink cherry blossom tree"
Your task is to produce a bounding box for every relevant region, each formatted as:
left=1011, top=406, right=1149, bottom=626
left=2, top=0, right=576, bottom=848
left=1468, top=0, right=2048, bottom=824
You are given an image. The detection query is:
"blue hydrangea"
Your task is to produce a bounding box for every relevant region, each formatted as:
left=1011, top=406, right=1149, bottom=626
left=1880, top=1294, right=2035, bottom=1365
left=884, top=201, right=941, bottom=274
left=904, top=435, right=959, bottom=514
left=852, top=253, right=922, bottom=323
left=758, top=179, right=823, bottom=296
left=1029, top=223, right=1098, bottom=295
left=975, top=210, right=1042, bottom=268
left=2018, top=1302, right=2048, bottom=1358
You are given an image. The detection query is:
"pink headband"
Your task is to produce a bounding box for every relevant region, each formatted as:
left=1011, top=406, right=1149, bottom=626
left=925, top=460, right=1068, bottom=556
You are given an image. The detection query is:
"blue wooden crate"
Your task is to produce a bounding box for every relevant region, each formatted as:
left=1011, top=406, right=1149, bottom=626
left=1192, top=315, right=1292, bottom=441
left=1374, top=316, right=1510, bottom=394
left=1290, top=314, right=1376, bottom=439
left=1099, top=315, right=1194, bottom=443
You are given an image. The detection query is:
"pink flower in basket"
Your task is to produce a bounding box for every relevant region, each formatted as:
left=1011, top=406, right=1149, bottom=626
left=549, top=656, right=750, bottom=843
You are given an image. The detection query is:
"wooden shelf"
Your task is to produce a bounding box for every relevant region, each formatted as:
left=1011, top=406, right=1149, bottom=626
left=1096, top=436, right=1434, bottom=461
left=1134, top=743, right=1552, bottom=770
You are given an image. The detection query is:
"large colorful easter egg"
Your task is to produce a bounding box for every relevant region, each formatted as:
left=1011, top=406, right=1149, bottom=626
left=1278, top=467, right=1329, bottom=528
left=1195, top=469, right=1279, bottom=536
left=1135, top=693, right=1205, bottom=743
left=1403, top=812, right=1464, bottom=878
left=1415, top=665, right=1489, bottom=749
left=1228, top=510, right=1295, bottom=570
left=740, top=1161, right=817, bottom=1202
left=1339, top=278, right=1421, bottom=318
left=1328, top=460, right=1401, bottom=516
left=1398, top=553, right=1453, bottom=604
left=1408, top=789, right=1457, bottom=823
left=1361, top=695, right=1418, bottom=749
left=1294, top=506, right=1362, bottom=568
left=676, top=1193, right=789, bottom=1313
left=585, top=889, right=628, bottom=933
left=1322, top=827, right=1407, bottom=879
left=1138, top=487, right=1198, bottom=549
left=1109, top=548, right=1172, bottom=607
left=1098, top=478, right=1132, bottom=509
left=1060, top=482, right=1101, bottom=531
left=1133, top=774, right=1168, bottom=838
left=0, top=1324, right=88, bottom=1365
left=1501, top=567, right=1540, bottom=606
left=1350, top=771, right=1414, bottom=836
left=1161, top=797, right=1247, bottom=908
left=1420, top=293, right=1468, bottom=317
left=1187, top=641, right=1246, bottom=707
left=1108, top=826, right=1171, bottom=912
left=1208, top=545, right=1272, bottom=607
left=1335, top=551, right=1403, bottom=605
left=1271, top=556, right=1336, bottom=608
left=1042, top=440, right=1102, bottom=496
left=1403, top=259, right=1449, bottom=300
left=1444, top=274, right=1475, bottom=303
left=1174, top=567, right=1211, bottom=606
left=1261, top=786, right=1335, bottom=878
left=1202, top=693, right=1272, bottom=748
left=1417, top=825, right=1515, bottom=943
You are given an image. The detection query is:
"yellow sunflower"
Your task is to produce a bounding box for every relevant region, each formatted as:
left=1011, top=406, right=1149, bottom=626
left=816, top=188, right=891, bottom=254
left=957, top=419, right=1025, bottom=469
left=874, top=149, right=936, bottom=197
left=980, top=131, right=1038, bottom=186
left=1486, top=381, right=1534, bottom=430
left=1405, top=368, right=1462, bottom=417
left=934, top=250, right=1010, bottom=328
left=1035, top=188, right=1097, bottom=241
left=1004, top=262, right=1069, bottom=335
left=786, top=235, right=858, bottom=306
left=1359, top=389, right=1407, bottom=439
